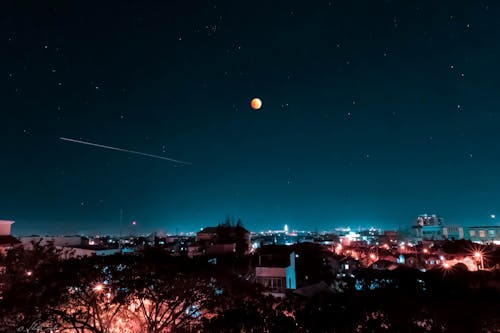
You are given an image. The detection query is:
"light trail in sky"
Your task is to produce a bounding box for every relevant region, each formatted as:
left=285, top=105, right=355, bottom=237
left=59, top=137, right=192, bottom=165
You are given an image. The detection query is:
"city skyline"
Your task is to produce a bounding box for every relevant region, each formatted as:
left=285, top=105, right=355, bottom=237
left=3, top=1, right=500, bottom=235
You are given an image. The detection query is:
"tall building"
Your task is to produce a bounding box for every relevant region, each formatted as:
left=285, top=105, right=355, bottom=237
left=413, top=214, right=444, bottom=240
left=413, top=215, right=465, bottom=241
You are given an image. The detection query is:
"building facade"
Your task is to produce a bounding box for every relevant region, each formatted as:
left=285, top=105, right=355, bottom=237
left=465, top=226, right=500, bottom=244
left=255, top=251, right=297, bottom=297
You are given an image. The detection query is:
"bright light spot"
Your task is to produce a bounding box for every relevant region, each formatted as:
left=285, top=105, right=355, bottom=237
left=423, top=248, right=429, bottom=254
left=94, top=283, right=104, bottom=292
left=490, top=214, right=496, bottom=219
left=443, top=263, right=450, bottom=269
left=474, top=252, right=482, bottom=259
left=26, top=271, right=32, bottom=276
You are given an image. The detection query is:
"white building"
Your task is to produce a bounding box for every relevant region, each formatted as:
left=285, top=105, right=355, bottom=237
left=0, top=220, right=21, bottom=255
left=255, top=251, right=297, bottom=297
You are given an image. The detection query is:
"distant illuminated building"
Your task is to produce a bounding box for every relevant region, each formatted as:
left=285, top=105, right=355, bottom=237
left=413, top=214, right=447, bottom=241
left=284, top=224, right=289, bottom=233
left=466, top=226, right=500, bottom=244
left=340, top=231, right=360, bottom=246
left=442, top=225, right=464, bottom=240
left=416, top=214, right=443, bottom=227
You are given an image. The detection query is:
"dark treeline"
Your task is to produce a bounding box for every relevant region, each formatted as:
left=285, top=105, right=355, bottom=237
left=0, top=241, right=499, bottom=332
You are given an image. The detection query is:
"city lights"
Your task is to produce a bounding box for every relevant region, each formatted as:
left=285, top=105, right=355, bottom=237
left=3, top=0, right=500, bottom=332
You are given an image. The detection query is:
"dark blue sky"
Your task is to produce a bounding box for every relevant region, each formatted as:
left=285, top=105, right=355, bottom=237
left=2, top=0, right=500, bottom=235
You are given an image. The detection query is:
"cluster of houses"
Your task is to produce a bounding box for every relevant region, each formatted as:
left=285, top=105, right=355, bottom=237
left=1, top=219, right=499, bottom=299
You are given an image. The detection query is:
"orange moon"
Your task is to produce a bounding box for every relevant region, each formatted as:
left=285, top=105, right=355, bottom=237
left=250, top=98, right=262, bottom=110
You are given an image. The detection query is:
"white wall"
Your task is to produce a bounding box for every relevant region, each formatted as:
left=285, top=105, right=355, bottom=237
left=0, top=221, right=14, bottom=236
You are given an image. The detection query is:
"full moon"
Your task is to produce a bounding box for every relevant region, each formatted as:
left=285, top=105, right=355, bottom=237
left=251, top=98, right=262, bottom=110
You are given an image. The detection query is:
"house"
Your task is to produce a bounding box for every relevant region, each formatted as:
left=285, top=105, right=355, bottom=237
left=397, top=254, right=419, bottom=268
left=424, top=255, right=443, bottom=269
left=60, top=247, right=121, bottom=259
left=196, top=227, right=219, bottom=241
left=19, top=235, right=84, bottom=249
left=197, top=225, right=251, bottom=255
left=0, top=220, right=21, bottom=255
left=255, top=247, right=297, bottom=297
left=370, top=259, right=398, bottom=271
left=338, top=256, right=359, bottom=275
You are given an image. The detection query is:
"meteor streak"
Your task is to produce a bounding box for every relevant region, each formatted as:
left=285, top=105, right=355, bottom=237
left=60, top=137, right=192, bottom=165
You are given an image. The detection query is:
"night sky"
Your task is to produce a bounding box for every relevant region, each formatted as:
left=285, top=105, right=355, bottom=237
left=2, top=0, right=500, bottom=235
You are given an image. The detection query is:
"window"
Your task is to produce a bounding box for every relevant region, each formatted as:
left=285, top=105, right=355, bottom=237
left=257, top=277, right=286, bottom=292
left=479, top=230, right=486, bottom=238
left=469, top=230, right=476, bottom=237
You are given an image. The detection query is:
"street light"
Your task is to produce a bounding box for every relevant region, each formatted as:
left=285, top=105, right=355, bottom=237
left=474, top=251, right=484, bottom=270
left=93, top=283, right=104, bottom=292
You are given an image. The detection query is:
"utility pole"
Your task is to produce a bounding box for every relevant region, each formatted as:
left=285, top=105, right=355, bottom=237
left=119, top=209, right=123, bottom=247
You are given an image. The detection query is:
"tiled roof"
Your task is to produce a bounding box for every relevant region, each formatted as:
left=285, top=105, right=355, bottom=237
left=198, top=227, right=218, bottom=234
